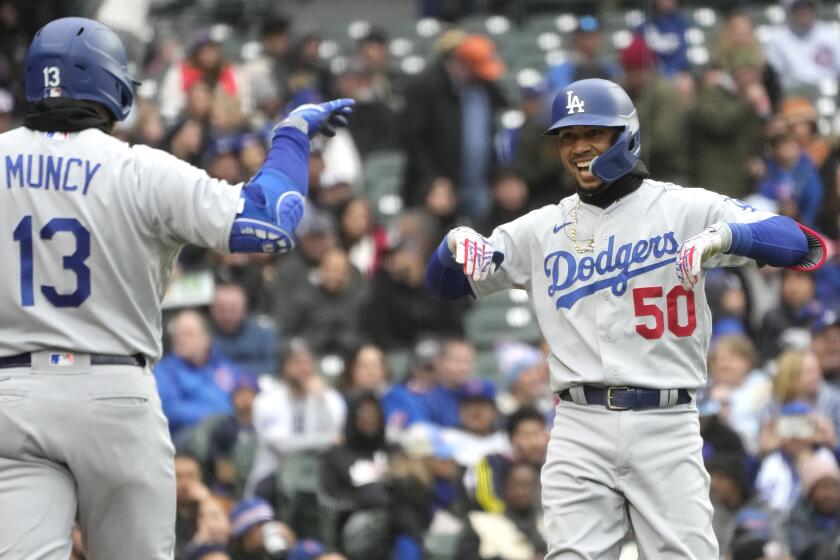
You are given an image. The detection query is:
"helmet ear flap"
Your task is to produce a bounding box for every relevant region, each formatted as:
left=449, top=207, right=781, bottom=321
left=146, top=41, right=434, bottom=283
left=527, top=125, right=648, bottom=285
left=591, top=127, right=639, bottom=183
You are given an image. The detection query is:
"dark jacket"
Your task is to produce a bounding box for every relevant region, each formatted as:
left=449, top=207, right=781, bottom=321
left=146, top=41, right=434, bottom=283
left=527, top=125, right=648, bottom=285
left=787, top=499, right=840, bottom=560
left=319, top=393, right=391, bottom=550
left=689, top=80, right=763, bottom=197
left=402, top=58, right=507, bottom=207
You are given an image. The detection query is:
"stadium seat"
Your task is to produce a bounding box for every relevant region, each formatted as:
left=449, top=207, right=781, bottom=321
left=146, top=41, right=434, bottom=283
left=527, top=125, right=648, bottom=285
left=360, top=149, right=407, bottom=220
left=464, top=290, right=542, bottom=349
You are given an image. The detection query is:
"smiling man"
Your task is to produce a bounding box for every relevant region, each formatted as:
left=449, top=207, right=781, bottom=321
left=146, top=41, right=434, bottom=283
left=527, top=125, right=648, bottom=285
left=424, top=78, right=827, bottom=559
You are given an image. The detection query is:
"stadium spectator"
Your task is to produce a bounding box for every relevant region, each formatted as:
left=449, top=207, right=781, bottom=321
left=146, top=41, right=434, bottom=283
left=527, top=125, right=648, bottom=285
left=366, top=213, right=468, bottom=351
left=764, top=0, right=840, bottom=92
left=698, top=389, right=748, bottom=465
left=268, top=204, right=337, bottom=328
left=166, top=117, right=208, bottom=168
left=356, top=28, right=403, bottom=109
left=463, top=406, right=549, bottom=513
left=758, top=269, right=821, bottom=365
left=210, top=282, right=278, bottom=376
left=176, top=451, right=211, bottom=557
left=786, top=451, right=840, bottom=559
left=382, top=338, right=440, bottom=432
left=287, top=539, right=348, bottom=560
left=336, top=196, right=388, bottom=278
left=508, top=82, right=568, bottom=210
left=182, top=542, right=232, bottom=560
left=155, top=310, right=246, bottom=436
left=620, top=34, right=688, bottom=183
left=337, top=343, right=390, bottom=397
left=812, top=309, right=840, bottom=386
left=319, top=392, right=391, bottom=553
left=282, top=247, right=368, bottom=355
left=424, top=338, right=477, bottom=428
left=765, top=350, right=840, bottom=435
left=755, top=126, right=823, bottom=229
left=545, top=16, right=619, bottom=94
left=285, top=32, right=333, bottom=100
left=494, top=341, right=553, bottom=421
left=707, top=453, right=786, bottom=556
left=712, top=9, right=783, bottom=112
left=780, top=96, right=832, bottom=169
left=638, top=0, right=691, bottom=77
left=755, top=401, right=837, bottom=516
left=402, top=33, right=507, bottom=220
left=708, top=335, right=772, bottom=453
left=689, top=50, right=767, bottom=198
left=180, top=494, right=233, bottom=554
left=129, top=100, right=167, bottom=149
left=335, top=59, right=399, bottom=158
left=207, top=376, right=260, bottom=498
left=159, top=30, right=243, bottom=122
left=239, top=15, right=292, bottom=118
left=228, top=498, right=297, bottom=560
left=394, top=422, right=460, bottom=512
left=477, top=170, right=530, bottom=235
left=247, top=339, right=346, bottom=495
left=456, top=462, right=547, bottom=560
left=441, top=379, right=510, bottom=467
left=817, top=148, right=840, bottom=240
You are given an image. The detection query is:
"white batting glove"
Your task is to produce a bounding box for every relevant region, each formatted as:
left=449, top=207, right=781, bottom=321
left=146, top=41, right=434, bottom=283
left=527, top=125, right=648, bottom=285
left=675, top=223, right=732, bottom=289
left=447, top=227, right=502, bottom=282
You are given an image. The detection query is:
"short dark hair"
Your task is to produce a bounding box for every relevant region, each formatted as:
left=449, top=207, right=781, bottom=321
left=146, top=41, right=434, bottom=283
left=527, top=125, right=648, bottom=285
left=506, top=406, right=546, bottom=438
left=260, top=15, right=290, bottom=38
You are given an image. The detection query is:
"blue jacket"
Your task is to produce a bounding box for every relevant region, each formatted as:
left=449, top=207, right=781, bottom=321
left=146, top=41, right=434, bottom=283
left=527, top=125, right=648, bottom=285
left=153, top=348, right=244, bottom=435
left=382, top=383, right=433, bottom=429
left=639, top=12, right=690, bottom=76
left=423, top=385, right=461, bottom=428
left=758, top=153, right=823, bottom=228
left=212, top=317, right=278, bottom=376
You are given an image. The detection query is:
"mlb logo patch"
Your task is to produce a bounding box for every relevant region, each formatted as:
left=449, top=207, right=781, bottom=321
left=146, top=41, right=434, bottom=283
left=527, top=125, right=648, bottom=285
left=46, top=87, right=62, bottom=98
left=50, top=352, right=74, bottom=366
left=45, top=131, right=70, bottom=141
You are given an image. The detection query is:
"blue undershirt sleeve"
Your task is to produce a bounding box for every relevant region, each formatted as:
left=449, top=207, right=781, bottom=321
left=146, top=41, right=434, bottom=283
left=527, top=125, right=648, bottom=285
left=726, top=215, right=808, bottom=267
left=424, top=237, right=474, bottom=300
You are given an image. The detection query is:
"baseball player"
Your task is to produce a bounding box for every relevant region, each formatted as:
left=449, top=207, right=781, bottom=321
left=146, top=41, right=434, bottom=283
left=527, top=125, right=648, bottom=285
left=425, top=78, right=826, bottom=559
left=0, top=18, right=353, bottom=559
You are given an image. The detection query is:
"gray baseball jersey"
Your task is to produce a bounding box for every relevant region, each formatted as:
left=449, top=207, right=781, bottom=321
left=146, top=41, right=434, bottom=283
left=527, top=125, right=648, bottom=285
left=472, top=179, right=774, bottom=392
left=0, top=127, right=242, bottom=361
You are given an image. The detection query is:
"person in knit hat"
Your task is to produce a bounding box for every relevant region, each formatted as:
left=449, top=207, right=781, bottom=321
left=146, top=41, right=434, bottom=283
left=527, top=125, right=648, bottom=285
left=780, top=96, right=831, bottom=168
left=786, top=452, right=840, bottom=557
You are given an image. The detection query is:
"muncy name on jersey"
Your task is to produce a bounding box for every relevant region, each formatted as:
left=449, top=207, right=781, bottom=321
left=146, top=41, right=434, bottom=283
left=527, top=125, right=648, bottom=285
left=544, top=232, right=680, bottom=310
left=4, top=154, right=102, bottom=195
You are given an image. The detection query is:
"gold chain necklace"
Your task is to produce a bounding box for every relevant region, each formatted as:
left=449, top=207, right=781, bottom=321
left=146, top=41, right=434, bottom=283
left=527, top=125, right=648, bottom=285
left=569, top=197, right=595, bottom=254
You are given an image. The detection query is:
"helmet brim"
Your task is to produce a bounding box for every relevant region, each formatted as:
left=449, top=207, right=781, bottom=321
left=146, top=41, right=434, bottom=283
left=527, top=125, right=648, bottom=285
left=543, top=113, right=629, bottom=135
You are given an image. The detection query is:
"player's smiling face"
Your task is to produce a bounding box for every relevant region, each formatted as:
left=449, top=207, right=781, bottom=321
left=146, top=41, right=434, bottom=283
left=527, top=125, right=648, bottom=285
left=556, top=125, right=620, bottom=190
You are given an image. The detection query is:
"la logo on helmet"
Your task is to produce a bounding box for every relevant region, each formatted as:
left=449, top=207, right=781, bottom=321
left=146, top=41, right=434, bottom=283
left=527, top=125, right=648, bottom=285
left=566, top=91, right=585, bottom=114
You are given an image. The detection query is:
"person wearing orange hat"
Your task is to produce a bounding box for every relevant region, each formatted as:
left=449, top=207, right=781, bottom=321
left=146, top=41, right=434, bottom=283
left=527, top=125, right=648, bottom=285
left=402, top=33, right=508, bottom=221
left=780, top=96, right=831, bottom=168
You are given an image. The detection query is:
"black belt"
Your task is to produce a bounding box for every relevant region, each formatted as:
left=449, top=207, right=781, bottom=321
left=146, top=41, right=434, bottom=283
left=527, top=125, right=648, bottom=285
left=558, top=385, right=691, bottom=411
left=0, top=352, right=146, bottom=369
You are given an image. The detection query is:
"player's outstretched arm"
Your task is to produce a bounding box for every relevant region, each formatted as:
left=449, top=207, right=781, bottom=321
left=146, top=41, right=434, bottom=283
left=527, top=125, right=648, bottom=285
left=675, top=215, right=826, bottom=289
left=425, top=227, right=505, bottom=300
left=228, top=99, right=355, bottom=254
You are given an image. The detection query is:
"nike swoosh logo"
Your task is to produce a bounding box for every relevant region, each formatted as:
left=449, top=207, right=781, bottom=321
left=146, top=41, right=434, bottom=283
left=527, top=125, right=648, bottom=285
left=553, top=221, right=572, bottom=233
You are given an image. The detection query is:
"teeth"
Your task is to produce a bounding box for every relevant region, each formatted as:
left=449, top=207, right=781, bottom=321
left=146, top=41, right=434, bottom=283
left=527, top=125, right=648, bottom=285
left=576, top=160, right=591, bottom=170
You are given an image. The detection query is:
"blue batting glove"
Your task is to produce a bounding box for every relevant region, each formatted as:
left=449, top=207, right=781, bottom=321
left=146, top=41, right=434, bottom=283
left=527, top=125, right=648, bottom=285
left=276, top=98, right=356, bottom=139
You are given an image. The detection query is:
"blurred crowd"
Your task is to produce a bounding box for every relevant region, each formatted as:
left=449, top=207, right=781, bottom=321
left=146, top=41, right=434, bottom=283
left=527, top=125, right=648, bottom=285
left=6, top=0, right=837, bottom=559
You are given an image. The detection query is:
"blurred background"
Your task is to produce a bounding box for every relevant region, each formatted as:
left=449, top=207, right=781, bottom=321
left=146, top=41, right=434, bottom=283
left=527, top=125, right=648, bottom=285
left=14, top=0, right=836, bottom=559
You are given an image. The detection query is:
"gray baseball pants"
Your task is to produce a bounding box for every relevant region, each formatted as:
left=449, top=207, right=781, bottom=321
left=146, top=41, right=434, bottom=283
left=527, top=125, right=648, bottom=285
left=542, top=400, right=718, bottom=559
left=0, top=351, right=175, bottom=559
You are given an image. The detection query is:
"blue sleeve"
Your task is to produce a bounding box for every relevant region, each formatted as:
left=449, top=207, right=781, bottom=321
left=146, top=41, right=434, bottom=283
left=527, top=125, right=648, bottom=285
left=798, top=167, right=823, bottom=227
left=727, top=215, right=808, bottom=267
left=424, top=236, right=473, bottom=300
left=228, top=127, right=310, bottom=254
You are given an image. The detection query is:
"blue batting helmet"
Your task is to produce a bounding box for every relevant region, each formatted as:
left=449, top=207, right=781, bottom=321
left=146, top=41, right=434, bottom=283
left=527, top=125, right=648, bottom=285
left=25, top=17, right=136, bottom=121
left=544, top=79, right=641, bottom=183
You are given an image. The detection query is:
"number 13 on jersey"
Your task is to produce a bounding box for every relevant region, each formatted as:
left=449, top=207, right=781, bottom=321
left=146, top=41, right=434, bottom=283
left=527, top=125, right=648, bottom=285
left=13, top=215, right=92, bottom=308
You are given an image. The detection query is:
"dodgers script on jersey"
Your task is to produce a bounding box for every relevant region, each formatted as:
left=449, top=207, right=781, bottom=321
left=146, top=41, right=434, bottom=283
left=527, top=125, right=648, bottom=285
left=470, top=179, right=773, bottom=392
left=0, top=127, right=242, bottom=360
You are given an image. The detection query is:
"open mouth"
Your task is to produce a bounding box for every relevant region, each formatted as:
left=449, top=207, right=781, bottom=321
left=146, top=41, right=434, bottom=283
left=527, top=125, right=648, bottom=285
left=574, top=159, right=594, bottom=180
